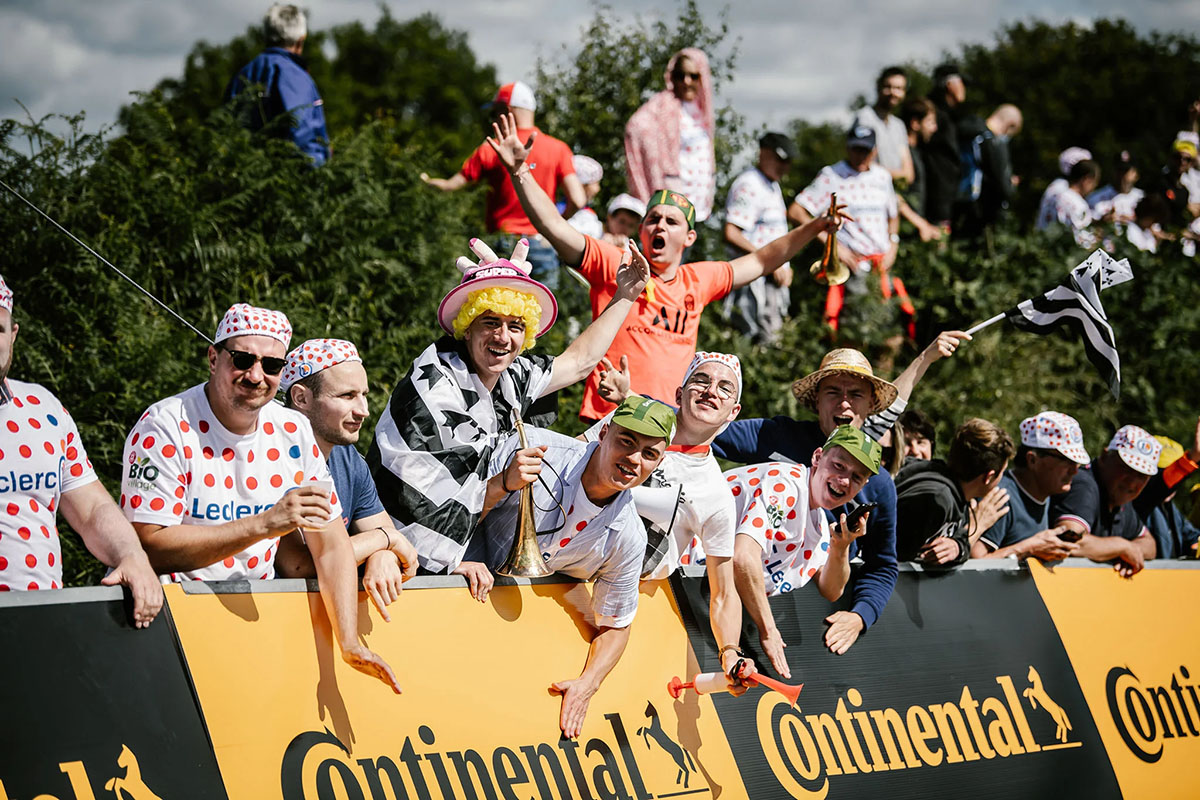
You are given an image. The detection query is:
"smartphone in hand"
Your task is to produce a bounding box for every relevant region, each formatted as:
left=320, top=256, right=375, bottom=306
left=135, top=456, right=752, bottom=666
left=842, top=501, right=878, bottom=532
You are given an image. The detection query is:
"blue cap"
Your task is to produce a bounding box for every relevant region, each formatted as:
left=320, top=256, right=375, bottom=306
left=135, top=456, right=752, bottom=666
left=847, top=125, right=877, bottom=150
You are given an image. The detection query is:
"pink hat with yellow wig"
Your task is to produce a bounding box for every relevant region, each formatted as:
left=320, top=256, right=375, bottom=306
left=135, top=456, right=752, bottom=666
left=437, top=238, right=557, bottom=337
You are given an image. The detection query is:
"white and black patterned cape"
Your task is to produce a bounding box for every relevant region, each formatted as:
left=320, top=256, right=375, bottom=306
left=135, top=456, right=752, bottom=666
left=367, top=336, right=556, bottom=572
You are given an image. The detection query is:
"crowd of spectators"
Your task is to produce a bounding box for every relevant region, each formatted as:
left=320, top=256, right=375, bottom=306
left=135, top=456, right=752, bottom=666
left=5, top=3, right=1200, bottom=737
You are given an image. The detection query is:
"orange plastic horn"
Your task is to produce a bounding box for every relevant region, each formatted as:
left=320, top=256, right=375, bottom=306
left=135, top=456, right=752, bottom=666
left=744, top=673, right=804, bottom=708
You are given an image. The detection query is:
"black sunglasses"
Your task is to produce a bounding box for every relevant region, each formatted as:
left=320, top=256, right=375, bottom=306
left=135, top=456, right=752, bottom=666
left=218, top=344, right=286, bottom=375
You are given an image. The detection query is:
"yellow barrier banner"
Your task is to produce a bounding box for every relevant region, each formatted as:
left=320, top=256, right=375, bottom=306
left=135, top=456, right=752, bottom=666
left=1032, top=562, right=1200, bottom=799
left=166, top=581, right=748, bottom=800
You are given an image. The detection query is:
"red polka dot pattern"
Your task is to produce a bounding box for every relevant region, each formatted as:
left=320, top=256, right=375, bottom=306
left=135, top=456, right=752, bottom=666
left=0, top=381, right=84, bottom=589
left=117, top=383, right=338, bottom=583
left=280, top=339, right=362, bottom=392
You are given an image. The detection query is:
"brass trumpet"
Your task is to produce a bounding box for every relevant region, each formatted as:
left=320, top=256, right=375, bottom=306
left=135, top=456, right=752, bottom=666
left=809, top=193, right=850, bottom=286
left=495, top=412, right=553, bottom=578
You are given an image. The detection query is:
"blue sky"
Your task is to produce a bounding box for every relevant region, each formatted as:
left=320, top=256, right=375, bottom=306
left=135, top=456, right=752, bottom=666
left=2, top=0, right=1198, bottom=136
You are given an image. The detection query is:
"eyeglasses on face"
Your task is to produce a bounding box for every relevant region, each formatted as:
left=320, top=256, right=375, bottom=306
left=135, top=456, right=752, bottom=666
left=218, top=344, right=286, bottom=375
left=684, top=373, right=737, bottom=400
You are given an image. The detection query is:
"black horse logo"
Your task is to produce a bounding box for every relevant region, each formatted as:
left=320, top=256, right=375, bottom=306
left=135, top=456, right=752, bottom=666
left=636, top=701, right=697, bottom=788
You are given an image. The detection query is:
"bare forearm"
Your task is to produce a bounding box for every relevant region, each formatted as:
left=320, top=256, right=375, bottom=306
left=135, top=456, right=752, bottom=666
left=730, top=214, right=828, bottom=288
left=548, top=296, right=635, bottom=393
left=66, top=488, right=149, bottom=568
left=733, top=549, right=776, bottom=637
left=816, top=544, right=852, bottom=601
left=1136, top=534, right=1156, bottom=560
left=509, top=164, right=585, bottom=264
left=723, top=223, right=756, bottom=255
left=309, top=525, right=361, bottom=651
left=1074, top=533, right=1133, bottom=562
left=579, top=625, right=631, bottom=688
left=135, top=516, right=271, bottom=574
left=706, top=557, right=743, bottom=650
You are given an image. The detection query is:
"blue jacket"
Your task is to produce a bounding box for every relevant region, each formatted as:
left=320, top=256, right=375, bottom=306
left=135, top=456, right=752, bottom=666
left=227, top=48, right=330, bottom=165
left=1147, top=502, right=1200, bottom=560
left=714, top=416, right=899, bottom=629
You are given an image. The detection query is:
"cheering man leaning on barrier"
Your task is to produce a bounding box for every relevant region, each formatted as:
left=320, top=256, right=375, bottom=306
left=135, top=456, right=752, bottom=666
left=583, top=351, right=756, bottom=685
left=486, top=112, right=846, bottom=421
left=120, top=304, right=400, bottom=692
left=368, top=237, right=649, bottom=600
left=0, top=275, right=162, bottom=622
left=477, top=395, right=674, bottom=738
left=689, top=425, right=880, bottom=678
left=277, top=338, right=419, bottom=620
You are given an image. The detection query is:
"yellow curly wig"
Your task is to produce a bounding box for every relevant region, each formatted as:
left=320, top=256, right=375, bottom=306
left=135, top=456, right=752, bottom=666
left=451, top=287, right=542, bottom=352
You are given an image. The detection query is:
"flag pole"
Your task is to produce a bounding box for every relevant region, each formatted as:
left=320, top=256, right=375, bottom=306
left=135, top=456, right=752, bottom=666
left=964, top=312, right=1005, bottom=336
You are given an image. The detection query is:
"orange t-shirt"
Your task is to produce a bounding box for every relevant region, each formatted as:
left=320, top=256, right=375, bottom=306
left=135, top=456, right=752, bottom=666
left=577, top=235, right=733, bottom=420
left=460, top=127, right=575, bottom=234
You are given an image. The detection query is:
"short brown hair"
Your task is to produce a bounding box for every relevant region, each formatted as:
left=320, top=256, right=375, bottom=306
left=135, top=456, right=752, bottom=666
left=900, top=97, right=935, bottom=128
left=947, top=418, right=1014, bottom=481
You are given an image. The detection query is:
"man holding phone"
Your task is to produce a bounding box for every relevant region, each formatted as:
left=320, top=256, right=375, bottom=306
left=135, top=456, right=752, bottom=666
left=972, top=412, right=1087, bottom=562
left=690, top=426, right=881, bottom=677
left=120, top=304, right=401, bottom=692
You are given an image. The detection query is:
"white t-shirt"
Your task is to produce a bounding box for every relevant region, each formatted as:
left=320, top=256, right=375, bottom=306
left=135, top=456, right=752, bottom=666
left=0, top=380, right=98, bottom=591
left=725, top=167, right=789, bottom=264
left=120, top=383, right=341, bottom=582
left=1038, top=186, right=1096, bottom=246
left=1182, top=167, right=1200, bottom=204
left=638, top=448, right=736, bottom=579
left=687, top=462, right=830, bottom=596
left=1087, top=185, right=1144, bottom=222
left=1036, top=179, right=1069, bottom=229
left=675, top=101, right=715, bottom=222
left=581, top=417, right=735, bottom=579
left=852, top=106, right=910, bottom=176
left=1125, top=222, right=1158, bottom=253
left=795, top=162, right=897, bottom=257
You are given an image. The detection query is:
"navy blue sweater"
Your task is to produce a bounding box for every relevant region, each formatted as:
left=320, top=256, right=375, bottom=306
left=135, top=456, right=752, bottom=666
left=714, top=416, right=899, bottom=629
left=227, top=48, right=330, bottom=166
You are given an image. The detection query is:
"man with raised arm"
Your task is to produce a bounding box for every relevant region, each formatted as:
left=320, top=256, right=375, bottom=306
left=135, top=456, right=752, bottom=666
left=478, top=394, right=673, bottom=738
left=368, top=238, right=648, bottom=600
left=121, top=303, right=399, bottom=691
left=0, top=276, right=162, bottom=624
left=487, top=112, right=844, bottom=421
left=276, top=338, right=419, bottom=620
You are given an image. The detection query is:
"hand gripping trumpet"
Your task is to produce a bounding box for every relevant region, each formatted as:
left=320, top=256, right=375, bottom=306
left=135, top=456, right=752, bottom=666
left=668, top=660, right=803, bottom=707
left=809, top=193, right=850, bottom=286
left=495, top=411, right=553, bottom=578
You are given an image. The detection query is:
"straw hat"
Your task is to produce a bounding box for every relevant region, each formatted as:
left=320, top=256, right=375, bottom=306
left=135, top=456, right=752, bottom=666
left=791, top=349, right=899, bottom=414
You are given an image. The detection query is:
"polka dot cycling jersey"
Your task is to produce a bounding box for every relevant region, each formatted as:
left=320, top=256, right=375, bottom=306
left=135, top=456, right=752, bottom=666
left=120, top=383, right=341, bottom=582
left=0, top=380, right=98, bottom=592
left=691, top=462, right=830, bottom=596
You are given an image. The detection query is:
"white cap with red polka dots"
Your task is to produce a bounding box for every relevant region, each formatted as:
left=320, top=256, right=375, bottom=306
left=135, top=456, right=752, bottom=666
left=214, top=303, right=292, bottom=347
left=1107, top=424, right=1162, bottom=477
left=1019, top=411, right=1090, bottom=465
left=280, top=338, right=362, bottom=392
left=0, top=274, right=12, bottom=313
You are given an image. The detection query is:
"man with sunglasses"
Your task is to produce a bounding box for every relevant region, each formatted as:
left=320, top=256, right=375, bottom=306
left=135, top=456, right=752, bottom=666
left=972, top=412, right=1086, bottom=563
left=120, top=303, right=401, bottom=692
left=476, top=394, right=674, bottom=739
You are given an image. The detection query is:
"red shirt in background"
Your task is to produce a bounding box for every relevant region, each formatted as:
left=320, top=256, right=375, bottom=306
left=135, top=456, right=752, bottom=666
left=460, top=127, right=575, bottom=234
left=576, top=235, right=733, bottom=421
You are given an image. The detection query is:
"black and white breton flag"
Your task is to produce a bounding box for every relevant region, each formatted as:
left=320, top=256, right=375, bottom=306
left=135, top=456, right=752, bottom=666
left=366, top=336, right=557, bottom=572
left=1005, top=249, right=1134, bottom=398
